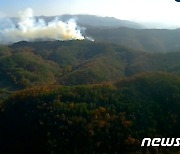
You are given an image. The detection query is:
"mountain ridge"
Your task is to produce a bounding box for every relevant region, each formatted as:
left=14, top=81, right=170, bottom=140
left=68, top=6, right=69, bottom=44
left=5, top=14, right=144, bottom=29
left=0, top=40, right=178, bottom=90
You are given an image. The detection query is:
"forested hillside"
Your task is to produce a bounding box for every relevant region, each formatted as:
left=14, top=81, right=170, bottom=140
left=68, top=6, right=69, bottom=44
left=0, top=40, right=179, bottom=153
left=0, top=40, right=178, bottom=88
left=1, top=0, right=180, bottom=152
left=0, top=45, right=60, bottom=90
left=0, top=72, right=179, bottom=153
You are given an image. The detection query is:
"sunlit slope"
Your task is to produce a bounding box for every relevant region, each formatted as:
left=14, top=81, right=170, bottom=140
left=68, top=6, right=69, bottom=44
left=0, top=45, right=60, bottom=89
left=0, top=40, right=179, bottom=89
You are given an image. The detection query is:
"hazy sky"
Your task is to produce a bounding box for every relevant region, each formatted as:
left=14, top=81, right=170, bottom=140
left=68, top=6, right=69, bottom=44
left=1, top=0, right=180, bottom=27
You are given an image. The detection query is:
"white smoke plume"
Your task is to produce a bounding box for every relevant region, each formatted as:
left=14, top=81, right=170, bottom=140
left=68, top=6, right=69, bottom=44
left=0, top=8, right=85, bottom=44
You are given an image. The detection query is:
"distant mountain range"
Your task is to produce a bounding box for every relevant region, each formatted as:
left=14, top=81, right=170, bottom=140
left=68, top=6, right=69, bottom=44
left=39, top=14, right=144, bottom=29
left=6, top=14, right=144, bottom=29
left=85, top=27, right=180, bottom=53
left=6, top=14, right=180, bottom=53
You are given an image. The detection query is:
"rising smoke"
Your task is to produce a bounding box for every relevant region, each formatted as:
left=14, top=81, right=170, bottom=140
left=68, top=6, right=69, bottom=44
left=0, top=8, right=85, bottom=44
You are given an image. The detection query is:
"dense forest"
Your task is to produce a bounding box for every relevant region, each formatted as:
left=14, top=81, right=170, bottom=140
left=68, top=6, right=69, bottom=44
left=0, top=40, right=180, bottom=153
left=0, top=72, right=180, bottom=153
left=0, top=40, right=179, bottom=89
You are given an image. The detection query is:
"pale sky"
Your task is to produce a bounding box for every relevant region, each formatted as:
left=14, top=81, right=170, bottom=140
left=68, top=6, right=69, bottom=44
left=1, top=0, right=180, bottom=27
